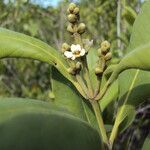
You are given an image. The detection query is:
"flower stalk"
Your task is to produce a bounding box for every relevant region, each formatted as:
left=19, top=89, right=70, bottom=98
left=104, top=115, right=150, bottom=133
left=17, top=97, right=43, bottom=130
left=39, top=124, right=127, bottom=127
left=62, top=3, right=114, bottom=149
left=91, top=100, right=110, bottom=149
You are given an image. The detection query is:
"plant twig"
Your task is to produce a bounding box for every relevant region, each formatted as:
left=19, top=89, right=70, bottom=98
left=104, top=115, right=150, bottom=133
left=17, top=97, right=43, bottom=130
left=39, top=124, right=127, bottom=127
left=76, top=74, right=89, bottom=98
left=82, top=57, right=94, bottom=98
left=117, top=0, right=122, bottom=57
left=74, top=82, right=88, bottom=99
left=91, top=100, right=110, bottom=148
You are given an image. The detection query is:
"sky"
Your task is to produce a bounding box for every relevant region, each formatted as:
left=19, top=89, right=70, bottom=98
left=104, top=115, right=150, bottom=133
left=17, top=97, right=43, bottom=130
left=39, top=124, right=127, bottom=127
left=30, top=0, right=62, bottom=7
left=30, top=0, right=79, bottom=7
left=4, top=0, right=144, bottom=8
left=3, top=0, right=67, bottom=7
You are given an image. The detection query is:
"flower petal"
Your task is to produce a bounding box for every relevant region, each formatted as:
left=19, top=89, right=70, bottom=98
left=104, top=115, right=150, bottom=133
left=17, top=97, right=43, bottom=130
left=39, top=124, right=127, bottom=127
left=64, top=51, right=73, bottom=58
left=71, top=44, right=77, bottom=52
left=71, top=55, right=76, bottom=60
left=80, top=49, right=86, bottom=56
left=83, top=39, right=93, bottom=47
left=76, top=44, right=81, bottom=51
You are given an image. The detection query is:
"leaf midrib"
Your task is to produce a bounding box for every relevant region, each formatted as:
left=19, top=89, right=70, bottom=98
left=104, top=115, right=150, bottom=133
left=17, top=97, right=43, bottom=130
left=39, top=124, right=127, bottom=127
left=0, top=34, right=69, bottom=75
left=0, top=106, right=91, bottom=126
left=116, top=69, right=140, bottom=125
left=81, top=100, right=91, bottom=124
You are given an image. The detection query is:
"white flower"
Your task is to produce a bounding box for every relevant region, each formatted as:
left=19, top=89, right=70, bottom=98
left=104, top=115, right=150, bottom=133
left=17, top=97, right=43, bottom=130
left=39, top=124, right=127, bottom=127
left=64, top=44, right=85, bottom=60
left=83, top=39, right=93, bottom=47
left=82, top=39, right=93, bottom=52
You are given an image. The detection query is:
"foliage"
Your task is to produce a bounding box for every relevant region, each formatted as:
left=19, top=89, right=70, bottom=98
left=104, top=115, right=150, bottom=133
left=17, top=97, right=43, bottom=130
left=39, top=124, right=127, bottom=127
left=0, top=98, right=101, bottom=150
left=0, top=0, right=149, bottom=150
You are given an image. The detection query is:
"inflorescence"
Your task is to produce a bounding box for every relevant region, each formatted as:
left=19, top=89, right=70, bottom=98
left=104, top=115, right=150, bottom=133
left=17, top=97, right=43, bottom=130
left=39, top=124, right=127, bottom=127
left=61, top=3, right=112, bottom=99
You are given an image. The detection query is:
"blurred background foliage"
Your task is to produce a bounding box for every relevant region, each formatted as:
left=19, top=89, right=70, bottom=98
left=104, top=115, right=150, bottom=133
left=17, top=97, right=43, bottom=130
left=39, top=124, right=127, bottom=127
left=0, top=0, right=149, bottom=149
left=0, top=0, right=142, bottom=100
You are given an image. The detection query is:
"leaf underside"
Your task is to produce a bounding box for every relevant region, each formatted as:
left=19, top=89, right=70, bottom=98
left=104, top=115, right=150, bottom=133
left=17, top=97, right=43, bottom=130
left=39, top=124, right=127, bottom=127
left=0, top=98, right=102, bottom=150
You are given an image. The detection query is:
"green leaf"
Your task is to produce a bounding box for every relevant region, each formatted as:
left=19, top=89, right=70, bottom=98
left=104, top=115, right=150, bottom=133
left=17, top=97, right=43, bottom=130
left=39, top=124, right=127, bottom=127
left=117, top=69, right=150, bottom=132
left=87, top=48, right=99, bottom=88
left=142, top=135, right=150, bottom=150
left=104, top=64, right=118, bottom=78
left=0, top=28, right=81, bottom=94
left=113, top=1, right=150, bottom=132
left=0, top=98, right=102, bottom=150
left=100, top=80, right=118, bottom=112
left=51, top=67, right=98, bottom=129
left=128, top=2, right=150, bottom=50
left=98, top=65, right=119, bottom=113
left=107, top=1, right=150, bottom=84
left=108, top=43, right=150, bottom=84
left=110, top=2, right=150, bottom=142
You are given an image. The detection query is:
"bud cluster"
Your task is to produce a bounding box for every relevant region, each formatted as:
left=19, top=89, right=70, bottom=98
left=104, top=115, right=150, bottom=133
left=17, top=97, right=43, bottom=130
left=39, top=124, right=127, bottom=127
left=60, top=3, right=88, bottom=75
left=59, top=3, right=114, bottom=100
left=61, top=43, right=70, bottom=53
left=61, top=42, right=82, bottom=75
left=95, top=41, right=112, bottom=75
left=67, top=61, right=82, bottom=75
left=67, top=3, right=86, bottom=34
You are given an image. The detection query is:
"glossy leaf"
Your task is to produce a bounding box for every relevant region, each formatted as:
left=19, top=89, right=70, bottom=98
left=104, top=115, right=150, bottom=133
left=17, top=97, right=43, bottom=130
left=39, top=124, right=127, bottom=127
left=104, top=64, right=118, bottom=78
left=0, top=98, right=102, bottom=150
left=108, top=43, right=150, bottom=84
left=117, top=69, right=150, bottom=132
left=110, top=2, right=150, bottom=141
left=0, top=27, right=81, bottom=93
left=142, top=135, right=150, bottom=150
left=100, top=80, right=118, bottom=112
left=51, top=67, right=98, bottom=129
left=87, top=48, right=99, bottom=88
left=108, top=1, right=150, bottom=83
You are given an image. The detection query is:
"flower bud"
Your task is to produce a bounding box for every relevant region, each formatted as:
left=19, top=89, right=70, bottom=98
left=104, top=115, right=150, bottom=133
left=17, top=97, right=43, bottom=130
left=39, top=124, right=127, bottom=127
left=97, top=48, right=101, bottom=57
left=67, top=67, right=75, bottom=75
left=104, top=52, right=112, bottom=61
left=101, top=40, right=110, bottom=50
left=101, top=46, right=109, bottom=54
left=68, top=3, right=76, bottom=13
left=95, top=67, right=103, bottom=75
left=77, top=23, right=86, bottom=34
left=67, top=24, right=74, bottom=33
left=67, top=14, right=77, bottom=23
left=76, top=62, right=82, bottom=70
left=73, top=7, right=80, bottom=15
left=61, top=43, right=70, bottom=53
left=48, top=91, right=55, bottom=99
left=67, top=8, right=71, bottom=14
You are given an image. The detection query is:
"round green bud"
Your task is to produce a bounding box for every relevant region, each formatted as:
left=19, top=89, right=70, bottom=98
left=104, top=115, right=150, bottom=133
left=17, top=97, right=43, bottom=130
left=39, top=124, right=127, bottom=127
left=67, top=14, right=77, bottom=23
left=104, top=52, right=112, bottom=61
left=97, top=48, right=102, bottom=57
left=101, top=40, right=110, bottom=50
left=61, top=43, right=70, bottom=53
left=67, top=67, right=75, bottom=75
left=101, top=46, right=109, bottom=54
left=68, top=3, right=76, bottom=12
left=73, top=7, right=80, bottom=15
left=95, top=67, right=103, bottom=75
left=67, top=8, right=71, bottom=14
left=67, top=24, right=74, bottom=33
left=61, top=48, right=66, bottom=53
left=77, top=23, right=86, bottom=34
left=76, top=62, right=82, bottom=70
